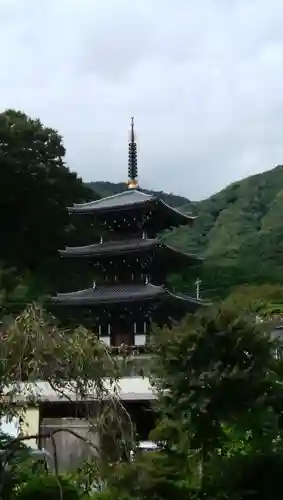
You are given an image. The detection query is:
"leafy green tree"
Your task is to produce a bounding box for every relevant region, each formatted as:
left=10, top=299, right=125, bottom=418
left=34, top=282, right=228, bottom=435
left=0, top=109, right=98, bottom=301
left=0, top=303, right=120, bottom=411
left=0, top=303, right=134, bottom=487
left=210, top=451, right=283, bottom=500
left=150, top=306, right=282, bottom=462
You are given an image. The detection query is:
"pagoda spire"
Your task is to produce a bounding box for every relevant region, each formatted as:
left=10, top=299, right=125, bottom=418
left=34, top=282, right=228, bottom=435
left=127, top=117, right=138, bottom=189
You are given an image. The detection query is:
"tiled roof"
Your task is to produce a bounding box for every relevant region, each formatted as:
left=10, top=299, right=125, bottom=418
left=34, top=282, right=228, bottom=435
left=68, top=189, right=195, bottom=228
left=69, top=190, right=153, bottom=213
left=50, top=283, right=206, bottom=310
left=61, top=238, right=158, bottom=257
left=51, top=283, right=164, bottom=305
left=60, top=238, right=202, bottom=263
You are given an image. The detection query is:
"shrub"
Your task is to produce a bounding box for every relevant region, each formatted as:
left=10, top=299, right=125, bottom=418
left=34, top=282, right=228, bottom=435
left=14, top=474, right=82, bottom=500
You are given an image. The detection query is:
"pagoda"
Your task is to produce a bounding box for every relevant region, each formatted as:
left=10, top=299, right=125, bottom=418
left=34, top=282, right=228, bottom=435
left=51, top=118, right=204, bottom=348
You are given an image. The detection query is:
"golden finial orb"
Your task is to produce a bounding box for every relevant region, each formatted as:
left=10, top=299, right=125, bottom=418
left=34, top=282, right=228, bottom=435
left=127, top=179, right=138, bottom=189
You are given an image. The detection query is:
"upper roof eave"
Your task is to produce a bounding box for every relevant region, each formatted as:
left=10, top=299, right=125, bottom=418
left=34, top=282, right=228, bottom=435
left=67, top=189, right=195, bottom=225
left=158, top=198, right=195, bottom=224
left=68, top=189, right=154, bottom=214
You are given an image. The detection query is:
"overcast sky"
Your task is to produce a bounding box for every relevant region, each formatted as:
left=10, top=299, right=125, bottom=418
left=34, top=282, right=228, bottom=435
left=1, top=0, right=283, bottom=199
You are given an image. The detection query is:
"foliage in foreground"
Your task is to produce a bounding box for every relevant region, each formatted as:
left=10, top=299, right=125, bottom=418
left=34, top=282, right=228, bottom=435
left=0, top=304, right=134, bottom=479
left=13, top=474, right=82, bottom=500
left=0, top=304, right=120, bottom=415
left=2, top=303, right=283, bottom=500
left=0, top=433, right=36, bottom=500
left=151, top=306, right=280, bottom=456
left=146, top=305, right=283, bottom=498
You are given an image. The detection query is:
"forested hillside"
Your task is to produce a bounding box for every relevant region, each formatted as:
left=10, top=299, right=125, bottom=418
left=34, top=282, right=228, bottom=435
left=91, top=167, right=283, bottom=298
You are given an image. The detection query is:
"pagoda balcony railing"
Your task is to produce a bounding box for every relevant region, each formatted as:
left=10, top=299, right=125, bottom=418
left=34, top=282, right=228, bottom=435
left=107, top=344, right=152, bottom=356
left=110, top=352, right=153, bottom=378
left=8, top=353, right=153, bottom=382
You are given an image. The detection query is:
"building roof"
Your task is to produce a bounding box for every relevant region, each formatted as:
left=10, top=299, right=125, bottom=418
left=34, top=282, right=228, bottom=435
left=68, top=189, right=195, bottom=228
left=5, top=377, right=155, bottom=402
left=60, top=237, right=202, bottom=265
left=70, top=189, right=150, bottom=212
left=50, top=283, right=205, bottom=310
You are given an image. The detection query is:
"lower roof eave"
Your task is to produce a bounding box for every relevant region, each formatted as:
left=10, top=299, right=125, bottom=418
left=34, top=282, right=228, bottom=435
left=4, top=377, right=155, bottom=403
left=50, top=294, right=162, bottom=307
left=165, top=290, right=210, bottom=310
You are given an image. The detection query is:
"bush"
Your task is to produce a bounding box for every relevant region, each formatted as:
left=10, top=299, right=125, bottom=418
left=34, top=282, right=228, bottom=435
left=103, top=450, right=198, bottom=500
left=89, top=491, right=133, bottom=500
left=14, top=474, right=82, bottom=500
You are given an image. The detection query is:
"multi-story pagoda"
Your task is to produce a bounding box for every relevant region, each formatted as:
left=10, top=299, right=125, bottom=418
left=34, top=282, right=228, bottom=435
left=51, top=118, right=204, bottom=347
left=10, top=119, right=205, bottom=471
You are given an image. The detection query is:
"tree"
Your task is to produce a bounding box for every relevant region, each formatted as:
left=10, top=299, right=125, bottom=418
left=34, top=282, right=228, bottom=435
left=150, top=305, right=283, bottom=462
left=0, top=110, right=98, bottom=301
left=223, top=284, right=283, bottom=316
left=0, top=304, right=133, bottom=488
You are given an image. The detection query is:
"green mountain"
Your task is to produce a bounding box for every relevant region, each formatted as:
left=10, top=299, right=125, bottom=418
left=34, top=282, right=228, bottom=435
left=89, top=166, right=283, bottom=299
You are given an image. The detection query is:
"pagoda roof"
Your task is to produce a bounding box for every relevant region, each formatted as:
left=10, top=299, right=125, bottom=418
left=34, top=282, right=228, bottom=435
left=60, top=238, right=202, bottom=265
left=68, top=189, right=194, bottom=227
left=50, top=283, right=205, bottom=311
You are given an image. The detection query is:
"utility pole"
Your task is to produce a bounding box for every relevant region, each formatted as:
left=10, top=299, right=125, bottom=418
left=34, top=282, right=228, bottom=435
left=195, top=278, right=202, bottom=300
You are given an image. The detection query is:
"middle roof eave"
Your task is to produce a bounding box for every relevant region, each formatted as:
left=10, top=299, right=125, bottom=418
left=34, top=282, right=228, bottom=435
left=60, top=238, right=158, bottom=257
left=59, top=238, right=202, bottom=264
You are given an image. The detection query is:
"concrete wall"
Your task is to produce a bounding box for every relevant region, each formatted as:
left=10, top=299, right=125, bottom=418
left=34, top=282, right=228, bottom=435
left=1, top=408, right=39, bottom=449
left=40, top=417, right=100, bottom=471
left=20, top=407, right=39, bottom=449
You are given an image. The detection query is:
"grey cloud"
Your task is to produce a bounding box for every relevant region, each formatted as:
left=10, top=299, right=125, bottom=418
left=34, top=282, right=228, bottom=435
left=0, top=0, right=283, bottom=199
